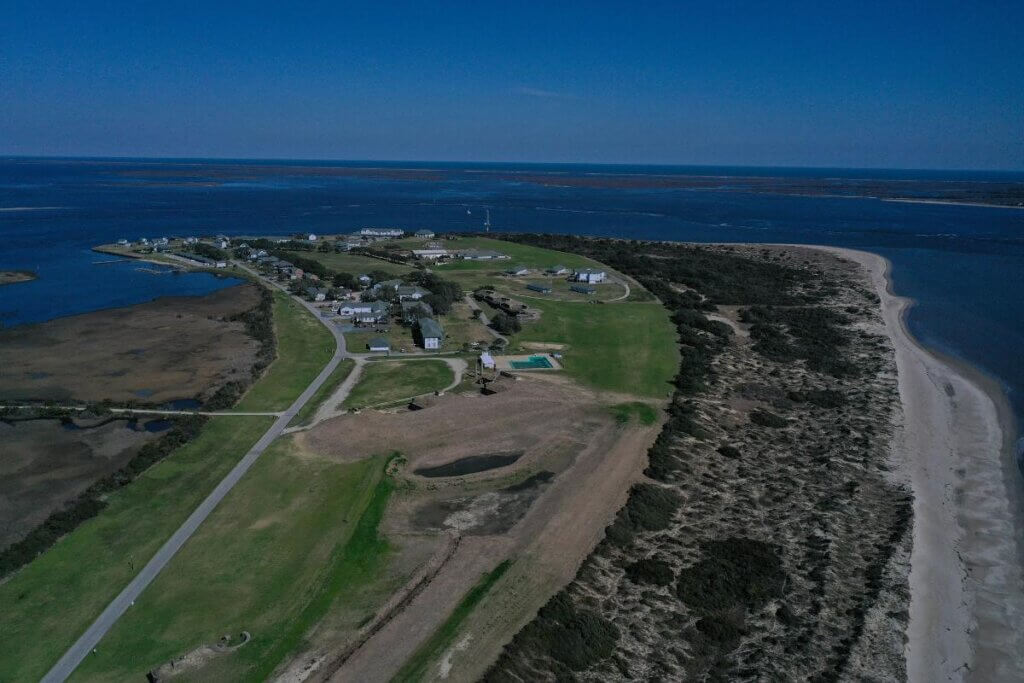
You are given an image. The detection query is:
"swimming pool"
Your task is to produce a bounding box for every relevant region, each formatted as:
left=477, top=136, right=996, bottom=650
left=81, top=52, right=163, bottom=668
left=509, top=355, right=554, bottom=370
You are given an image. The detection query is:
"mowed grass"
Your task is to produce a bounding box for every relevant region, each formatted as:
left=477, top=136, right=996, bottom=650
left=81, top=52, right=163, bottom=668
left=73, top=443, right=392, bottom=682
left=392, top=560, right=513, bottom=682
left=343, top=360, right=454, bottom=409
left=0, top=416, right=274, bottom=683
left=233, top=291, right=334, bottom=412
left=433, top=237, right=600, bottom=273
left=283, top=250, right=414, bottom=277
left=287, top=358, right=356, bottom=427
left=516, top=299, right=678, bottom=398
left=610, top=401, right=660, bottom=425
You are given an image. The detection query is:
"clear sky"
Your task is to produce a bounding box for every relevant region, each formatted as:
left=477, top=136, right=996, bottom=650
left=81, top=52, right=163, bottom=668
left=2, top=1, right=1022, bottom=169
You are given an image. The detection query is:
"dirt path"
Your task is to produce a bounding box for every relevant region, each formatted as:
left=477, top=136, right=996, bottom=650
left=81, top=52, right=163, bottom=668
left=463, top=295, right=506, bottom=343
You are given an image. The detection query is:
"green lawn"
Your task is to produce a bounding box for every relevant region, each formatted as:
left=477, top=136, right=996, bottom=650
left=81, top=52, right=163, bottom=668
left=233, top=291, right=334, bottom=412
left=485, top=276, right=627, bottom=302
left=610, top=401, right=660, bottom=425
left=0, top=416, right=274, bottom=683
left=515, top=299, right=678, bottom=398
left=433, top=237, right=601, bottom=273
left=392, top=560, right=512, bottom=682
left=283, top=250, right=414, bottom=277
left=72, top=444, right=392, bottom=682
left=343, top=360, right=454, bottom=409
left=345, top=328, right=415, bottom=354
left=287, top=358, right=356, bottom=427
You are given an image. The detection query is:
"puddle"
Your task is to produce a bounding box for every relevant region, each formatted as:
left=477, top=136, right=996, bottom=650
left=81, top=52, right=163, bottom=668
left=414, top=451, right=523, bottom=478
left=161, top=398, right=201, bottom=410
left=142, top=419, right=173, bottom=433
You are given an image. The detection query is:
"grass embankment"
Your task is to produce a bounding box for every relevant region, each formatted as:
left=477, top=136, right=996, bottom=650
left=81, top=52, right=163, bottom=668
left=0, top=416, right=274, bottom=683
left=610, top=401, right=659, bottom=425
left=73, top=443, right=393, bottom=682
left=392, top=560, right=513, bottom=682
left=343, top=360, right=454, bottom=409
left=284, top=250, right=414, bottom=277
left=233, top=291, right=334, bottom=412
left=287, top=358, right=356, bottom=427
left=516, top=298, right=678, bottom=398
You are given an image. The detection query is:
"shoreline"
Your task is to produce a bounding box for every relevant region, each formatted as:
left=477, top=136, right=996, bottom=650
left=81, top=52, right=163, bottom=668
left=882, top=198, right=1024, bottom=210
left=812, top=245, right=1024, bottom=682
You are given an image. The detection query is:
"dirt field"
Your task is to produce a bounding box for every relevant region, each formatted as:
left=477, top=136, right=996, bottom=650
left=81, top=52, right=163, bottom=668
left=0, top=418, right=161, bottom=549
left=290, top=376, right=664, bottom=683
left=0, top=284, right=261, bottom=404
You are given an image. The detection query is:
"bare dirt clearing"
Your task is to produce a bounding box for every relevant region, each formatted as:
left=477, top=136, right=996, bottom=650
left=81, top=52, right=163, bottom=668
left=0, top=284, right=261, bottom=404
left=298, top=377, right=665, bottom=682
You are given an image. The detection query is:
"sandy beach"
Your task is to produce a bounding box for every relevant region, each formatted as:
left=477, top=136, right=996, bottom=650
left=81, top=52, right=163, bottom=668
left=817, top=246, right=1024, bottom=682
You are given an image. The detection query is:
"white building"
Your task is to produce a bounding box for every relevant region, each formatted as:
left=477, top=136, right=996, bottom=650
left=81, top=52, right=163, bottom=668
left=414, top=229, right=435, bottom=238
left=360, top=227, right=404, bottom=238
left=418, top=317, right=444, bottom=350
left=307, top=233, right=317, bottom=241
left=573, top=268, right=607, bottom=284
left=412, top=249, right=449, bottom=260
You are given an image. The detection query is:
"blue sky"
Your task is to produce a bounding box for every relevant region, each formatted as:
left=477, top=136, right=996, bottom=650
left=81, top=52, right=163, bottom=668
left=2, top=1, right=1022, bottom=168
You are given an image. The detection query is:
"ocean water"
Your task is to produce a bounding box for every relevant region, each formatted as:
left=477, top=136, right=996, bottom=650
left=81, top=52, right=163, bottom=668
left=1, top=159, right=1022, bottom=436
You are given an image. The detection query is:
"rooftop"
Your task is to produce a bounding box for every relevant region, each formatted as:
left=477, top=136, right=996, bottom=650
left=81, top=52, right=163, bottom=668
left=418, top=317, right=444, bottom=339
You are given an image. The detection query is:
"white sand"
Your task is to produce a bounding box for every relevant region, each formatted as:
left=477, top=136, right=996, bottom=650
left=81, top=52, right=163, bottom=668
left=815, top=246, right=1024, bottom=682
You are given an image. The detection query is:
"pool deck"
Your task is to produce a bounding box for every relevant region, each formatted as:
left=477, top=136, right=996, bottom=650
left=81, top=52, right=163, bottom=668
left=493, top=353, right=563, bottom=371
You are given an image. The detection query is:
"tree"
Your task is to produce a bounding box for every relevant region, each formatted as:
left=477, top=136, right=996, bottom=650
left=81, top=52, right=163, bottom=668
left=491, top=312, right=521, bottom=335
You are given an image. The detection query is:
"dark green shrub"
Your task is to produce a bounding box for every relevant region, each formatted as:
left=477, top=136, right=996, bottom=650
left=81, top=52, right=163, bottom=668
left=625, top=558, right=675, bottom=586
left=750, top=410, right=788, bottom=428
left=676, top=538, right=787, bottom=613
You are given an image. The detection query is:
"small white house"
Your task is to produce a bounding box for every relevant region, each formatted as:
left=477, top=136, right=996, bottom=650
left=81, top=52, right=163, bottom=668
left=546, top=265, right=569, bottom=275
left=506, top=265, right=530, bottom=276
left=397, top=285, right=430, bottom=301
left=415, top=229, right=435, bottom=238
left=357, top=274, right=372, bottom=285
left=307, top=233, right=317, bottom=241
left=573, top=268, right=607, bottom=284
left=418, top=317, right=444, bottom=350
left=480, top=351, right=496, bottom=370
left=367, top=337, right=391, bottom=352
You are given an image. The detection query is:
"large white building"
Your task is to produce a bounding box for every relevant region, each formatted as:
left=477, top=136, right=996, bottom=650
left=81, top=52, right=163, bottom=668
left=360, top=227, right=404, bottom=238
left=573, top=268, right=607, bottom=284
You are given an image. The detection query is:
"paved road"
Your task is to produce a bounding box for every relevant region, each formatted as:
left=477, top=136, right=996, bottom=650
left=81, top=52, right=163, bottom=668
left=42, top=273, right=347, bottom=683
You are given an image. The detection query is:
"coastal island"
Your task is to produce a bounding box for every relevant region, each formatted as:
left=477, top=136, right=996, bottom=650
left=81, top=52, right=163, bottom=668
left=0, top=270, right=37, bottom=286
left=0, top=232, right=1019, bottom=682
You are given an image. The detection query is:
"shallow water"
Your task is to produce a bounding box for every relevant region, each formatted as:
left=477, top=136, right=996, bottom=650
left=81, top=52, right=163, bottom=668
left=1, top=159, right=1021, bottom=428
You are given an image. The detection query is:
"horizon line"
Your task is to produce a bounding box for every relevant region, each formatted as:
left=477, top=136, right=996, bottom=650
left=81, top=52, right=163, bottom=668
left=2, top=154, right=1023, bottom=175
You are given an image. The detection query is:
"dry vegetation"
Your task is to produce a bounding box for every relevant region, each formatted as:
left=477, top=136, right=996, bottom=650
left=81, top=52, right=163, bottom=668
left=0, top=417, right=162, bottom=549
left=483, top=239, right=911, bottom=682
left=0, top=284, right=262, bottom=404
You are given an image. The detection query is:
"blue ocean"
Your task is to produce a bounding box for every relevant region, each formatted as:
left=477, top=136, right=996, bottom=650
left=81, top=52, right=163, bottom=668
left=2, top=158, right=1022, bottom=439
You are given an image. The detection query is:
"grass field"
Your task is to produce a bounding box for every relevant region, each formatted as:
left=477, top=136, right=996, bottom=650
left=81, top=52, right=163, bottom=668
left=283, top=250, right=414, bottom=277
left=486, top=276, right=627, bottom=302
left=515, top=299, right=678, bottom=398
left=345, top=328, right=415, bottom=353
left=233, top=291, right=334, bottom=412
left=72, top=443, right=393, bottom=682
left=343, top=360, right=454, bottom=409
left=392, top=560, right=512, bottom=682
left=433, top=237, right=601, bottom=273
left=0, top=416, right=274, bottom=683
left=610, top=401, right=660, bottom=425
left=287, top=358, right=356, bottom=427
